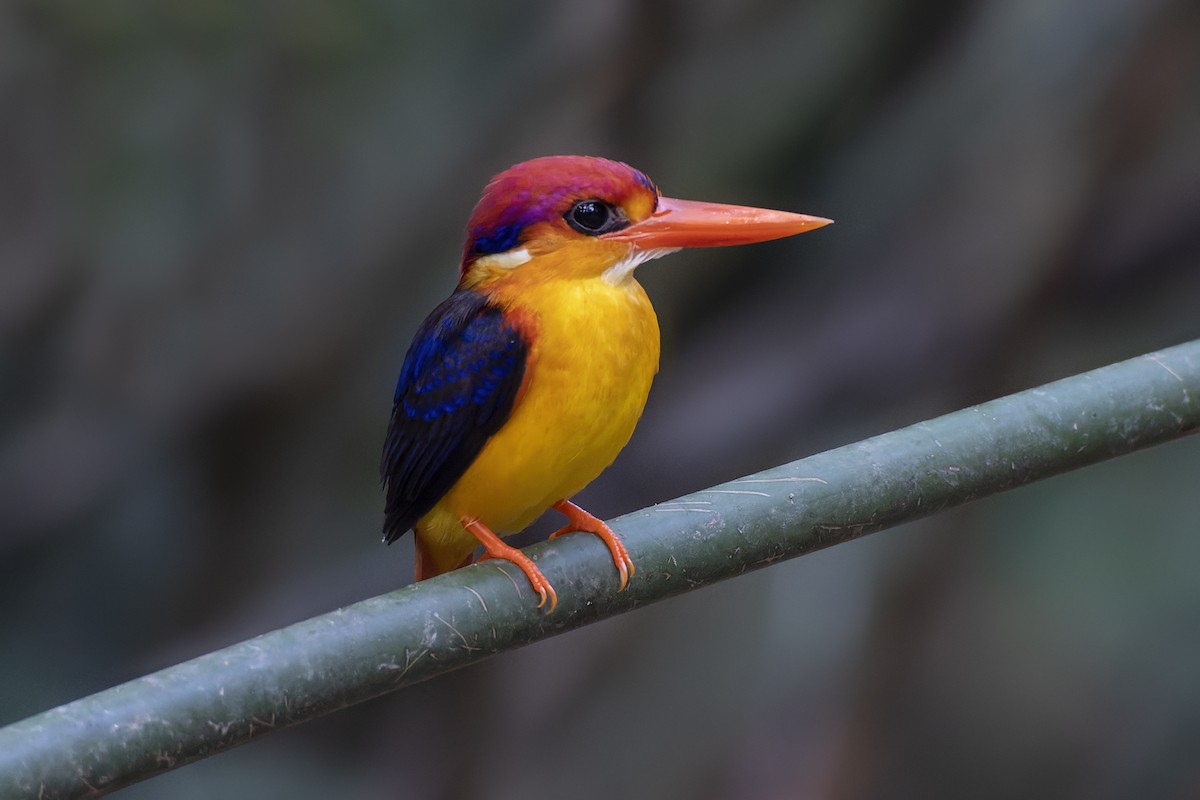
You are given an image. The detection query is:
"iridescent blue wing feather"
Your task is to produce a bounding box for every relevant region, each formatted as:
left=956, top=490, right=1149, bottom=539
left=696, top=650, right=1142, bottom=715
left=381, top=289, right=528, bottom=542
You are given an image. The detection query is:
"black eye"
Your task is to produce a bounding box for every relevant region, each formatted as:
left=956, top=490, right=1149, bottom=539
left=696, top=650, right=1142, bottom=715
left=565, top=200, right=623, bottom=235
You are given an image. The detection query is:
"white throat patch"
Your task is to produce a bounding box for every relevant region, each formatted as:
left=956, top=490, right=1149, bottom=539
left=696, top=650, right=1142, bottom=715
left=601, top=247, right=681, bottom=285
left=474, top=248, right=533, bottom=270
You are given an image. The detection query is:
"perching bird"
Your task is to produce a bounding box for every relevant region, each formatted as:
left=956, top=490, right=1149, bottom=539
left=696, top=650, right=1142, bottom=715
left=382, top=156, right=830, bottom=611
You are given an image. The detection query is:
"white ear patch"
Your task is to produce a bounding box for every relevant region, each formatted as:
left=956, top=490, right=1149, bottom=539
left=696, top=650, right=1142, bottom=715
left=601, top=247, right=681, bottom=285
left=475, top=248, right=533, bottom=270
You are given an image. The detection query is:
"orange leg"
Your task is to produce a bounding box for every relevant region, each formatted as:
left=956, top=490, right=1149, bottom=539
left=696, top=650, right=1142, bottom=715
left=549, top=500, right=635, bottom=591
left=461, top=516, right=558, bottom=612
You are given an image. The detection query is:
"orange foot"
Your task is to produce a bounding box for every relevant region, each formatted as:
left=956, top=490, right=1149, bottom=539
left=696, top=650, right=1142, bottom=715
left=461, top=516, right=558, bottom=612
left=549, top=500, right=635, bottom=591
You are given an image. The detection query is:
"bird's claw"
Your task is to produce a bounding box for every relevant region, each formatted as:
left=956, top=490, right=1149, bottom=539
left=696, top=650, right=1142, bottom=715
left=464, top=517, right=559, bottom=612
left=550, top=500, right=635, bottom=592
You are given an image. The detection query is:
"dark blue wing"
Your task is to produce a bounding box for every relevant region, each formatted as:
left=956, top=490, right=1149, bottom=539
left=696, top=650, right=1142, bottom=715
left=381, top=289, right=528, bottom=543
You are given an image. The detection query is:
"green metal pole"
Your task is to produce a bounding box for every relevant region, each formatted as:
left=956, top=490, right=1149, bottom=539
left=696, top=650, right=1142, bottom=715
left=2, top=340, right=1198, bottom=799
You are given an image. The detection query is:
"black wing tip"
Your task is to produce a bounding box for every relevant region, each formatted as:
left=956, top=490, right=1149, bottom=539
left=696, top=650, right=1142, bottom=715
left=382, top=505, right=416, bottom=544
left=382, top=521, right=408, bottom=545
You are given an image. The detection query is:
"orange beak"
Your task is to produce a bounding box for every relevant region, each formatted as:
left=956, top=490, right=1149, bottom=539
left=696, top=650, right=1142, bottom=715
left=602, top=196, right=832, bottom=250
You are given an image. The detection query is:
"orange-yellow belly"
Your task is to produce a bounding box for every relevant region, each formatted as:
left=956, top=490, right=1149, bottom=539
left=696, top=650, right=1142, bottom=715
left=415, top=275, right=660, bottom=572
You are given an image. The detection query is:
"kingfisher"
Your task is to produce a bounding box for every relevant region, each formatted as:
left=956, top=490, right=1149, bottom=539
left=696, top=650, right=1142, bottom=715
left=382, top=156, right=830, bottom=611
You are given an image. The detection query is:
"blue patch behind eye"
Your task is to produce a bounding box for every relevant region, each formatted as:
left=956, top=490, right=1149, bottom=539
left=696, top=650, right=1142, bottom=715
left=472, top=223, right=524, bottom=255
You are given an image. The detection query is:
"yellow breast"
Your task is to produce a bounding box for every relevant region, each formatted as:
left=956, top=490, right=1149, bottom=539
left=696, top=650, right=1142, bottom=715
left=416, top=252, right=660, bottom=565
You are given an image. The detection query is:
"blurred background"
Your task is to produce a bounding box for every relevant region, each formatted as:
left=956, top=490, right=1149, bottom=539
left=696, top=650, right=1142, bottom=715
left=2, top=0, right=1199, bottom=797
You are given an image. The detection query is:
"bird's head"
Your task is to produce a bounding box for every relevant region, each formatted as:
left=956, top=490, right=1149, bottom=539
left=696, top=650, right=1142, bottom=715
left=458, top=156, right=830, bottom=289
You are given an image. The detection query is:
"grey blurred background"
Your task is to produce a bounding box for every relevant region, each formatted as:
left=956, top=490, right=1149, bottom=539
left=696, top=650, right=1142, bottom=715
left=2, top=0, right=1200, bottom=797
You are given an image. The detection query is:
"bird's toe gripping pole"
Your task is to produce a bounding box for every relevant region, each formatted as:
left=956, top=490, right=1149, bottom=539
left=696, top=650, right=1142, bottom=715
left=461, top=517, right=559, bottom=612
left=550, top=500, right=635, bottom=591
left=461, top=502, right=634, bottom=613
